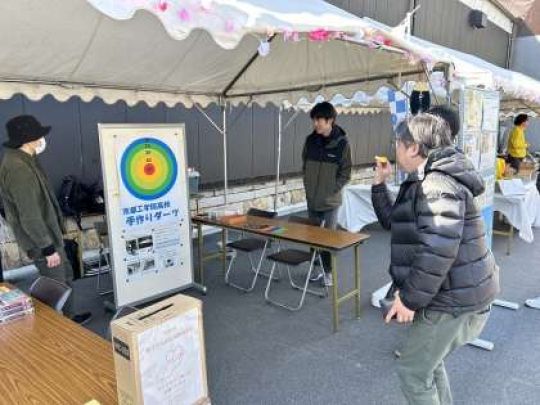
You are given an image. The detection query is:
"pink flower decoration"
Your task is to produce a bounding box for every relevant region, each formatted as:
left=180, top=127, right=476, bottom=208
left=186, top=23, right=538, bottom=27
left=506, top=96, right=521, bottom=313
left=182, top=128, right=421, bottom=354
left=225, top=19, right=235, bottom=32
left=372, top=34, right=393, bottom=46
left=157, top=1, right=168, bottom=12
left=284, top=30, right=300, bottom=42
left=308, top=28, right=331, bottom=42
left=178, top=8, right=190, bottom=21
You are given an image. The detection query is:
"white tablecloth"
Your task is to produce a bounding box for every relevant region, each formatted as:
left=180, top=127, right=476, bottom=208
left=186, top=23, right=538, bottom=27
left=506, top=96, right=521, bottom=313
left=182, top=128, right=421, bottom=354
left=338, top=182, right=540, bottom=242
left=338, top=184, right=399, bottom=232
left=493, top=182, right=540, bottom=243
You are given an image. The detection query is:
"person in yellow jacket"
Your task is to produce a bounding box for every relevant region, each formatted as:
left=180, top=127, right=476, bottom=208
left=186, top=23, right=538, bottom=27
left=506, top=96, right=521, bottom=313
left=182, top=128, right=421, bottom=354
left=496, top=157, right=506, bottom=180
left=506, top=114, right=529, bottom=171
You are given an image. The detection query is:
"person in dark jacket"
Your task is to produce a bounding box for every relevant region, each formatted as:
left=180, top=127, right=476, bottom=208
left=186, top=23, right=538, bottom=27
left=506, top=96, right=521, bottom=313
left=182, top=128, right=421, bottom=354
left=427, top=105, right=460, bottom=141
left=302, top=102, right=352, bottom=286
left=0, top=115, right=91, bottom=324
left=372, top=113, right=499, bottom=405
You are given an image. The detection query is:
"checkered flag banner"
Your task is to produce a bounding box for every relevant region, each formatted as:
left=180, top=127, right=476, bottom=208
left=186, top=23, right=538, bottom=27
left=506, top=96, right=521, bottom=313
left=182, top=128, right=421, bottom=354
left=387, top=89, right=409, bottom=129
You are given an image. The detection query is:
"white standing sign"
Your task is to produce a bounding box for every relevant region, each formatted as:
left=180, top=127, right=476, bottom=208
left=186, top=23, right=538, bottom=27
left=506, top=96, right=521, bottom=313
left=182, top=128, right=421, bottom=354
left=99, top=124, right=193, bottom=307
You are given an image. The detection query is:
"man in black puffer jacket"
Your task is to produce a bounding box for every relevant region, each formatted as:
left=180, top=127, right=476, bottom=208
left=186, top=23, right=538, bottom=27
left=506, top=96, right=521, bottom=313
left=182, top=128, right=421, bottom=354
left=372, top=113, right=499, bottom=405
left=302, top=102, right=352, bottom=287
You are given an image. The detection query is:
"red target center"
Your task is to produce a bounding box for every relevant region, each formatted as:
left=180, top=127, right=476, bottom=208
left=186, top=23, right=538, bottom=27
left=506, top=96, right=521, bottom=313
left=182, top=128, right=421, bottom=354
left=144, top=163, right=156, bottom=176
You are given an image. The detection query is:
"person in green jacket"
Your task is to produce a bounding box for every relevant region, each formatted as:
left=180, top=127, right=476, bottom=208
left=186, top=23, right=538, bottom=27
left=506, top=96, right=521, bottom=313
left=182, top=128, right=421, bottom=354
left=302, top=102, right=352, bottom=287
left=0, top=115, right=91, bottom=324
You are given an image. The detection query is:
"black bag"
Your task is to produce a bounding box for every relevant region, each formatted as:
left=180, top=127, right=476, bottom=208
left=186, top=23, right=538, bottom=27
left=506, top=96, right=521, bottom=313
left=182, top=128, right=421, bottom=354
left=59, top=176, right=85, bottom=219
left=59, top=176, right=105, bottom=229
left=64, top=238, right=81, bottom=280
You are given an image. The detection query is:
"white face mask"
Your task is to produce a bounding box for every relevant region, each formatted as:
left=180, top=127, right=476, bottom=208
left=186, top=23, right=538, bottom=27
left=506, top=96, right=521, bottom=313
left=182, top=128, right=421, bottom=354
left=34, top=138, right=47, bottom=155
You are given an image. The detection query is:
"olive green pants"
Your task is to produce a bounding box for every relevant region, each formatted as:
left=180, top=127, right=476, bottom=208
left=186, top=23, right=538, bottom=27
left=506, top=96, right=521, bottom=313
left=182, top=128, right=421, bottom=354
left=397, top=307, right=491, bottom=405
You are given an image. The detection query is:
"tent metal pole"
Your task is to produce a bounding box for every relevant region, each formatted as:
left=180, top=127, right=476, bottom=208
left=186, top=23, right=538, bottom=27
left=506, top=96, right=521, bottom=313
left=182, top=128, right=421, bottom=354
left=222, top=103, right=229, bottom=207
left=274, top=107, right=302, bottom=212
left=195, top=105, right=225, bottom=135
left=274, top=106, right=283, bottom=211
left=283, top=109, right=302, bottom=131
left=228, top=70, right=424, bottom=99
left=194, top=104, right=229, bottom=206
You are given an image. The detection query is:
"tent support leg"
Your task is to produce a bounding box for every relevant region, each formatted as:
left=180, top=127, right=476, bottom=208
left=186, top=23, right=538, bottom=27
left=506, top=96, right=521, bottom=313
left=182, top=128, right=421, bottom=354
left=195, top=104, right=229, bottom=206
left=274, top=107, right=302, bottom=212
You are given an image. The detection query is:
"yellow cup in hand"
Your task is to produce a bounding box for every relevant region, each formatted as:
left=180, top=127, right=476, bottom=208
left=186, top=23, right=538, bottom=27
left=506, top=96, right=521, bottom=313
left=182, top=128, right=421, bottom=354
left=375, top=155, right=388, bottom=166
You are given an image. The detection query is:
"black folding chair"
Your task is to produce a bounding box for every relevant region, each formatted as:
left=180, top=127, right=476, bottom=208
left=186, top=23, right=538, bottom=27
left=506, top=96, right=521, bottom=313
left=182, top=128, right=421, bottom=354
left=264, top=216, right=328, bottom=311
left=29, top=276, right=72, bottom=314
left=94, top=222, right=112, bottom=296
left=225, top=208, right=277, bottom=292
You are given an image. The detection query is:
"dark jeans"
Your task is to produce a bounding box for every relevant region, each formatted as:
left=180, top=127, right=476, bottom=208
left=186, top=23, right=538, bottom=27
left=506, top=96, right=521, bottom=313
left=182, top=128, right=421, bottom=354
left=507, top=156, right=523, bottom=172
left=308, top=208, right=338, bottom=273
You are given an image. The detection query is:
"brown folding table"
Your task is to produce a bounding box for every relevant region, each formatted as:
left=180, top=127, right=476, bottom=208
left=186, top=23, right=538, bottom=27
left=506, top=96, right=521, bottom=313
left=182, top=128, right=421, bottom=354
left=0, top=283, right=117, bottom=404
left=192, top=215, right=370, bottom=332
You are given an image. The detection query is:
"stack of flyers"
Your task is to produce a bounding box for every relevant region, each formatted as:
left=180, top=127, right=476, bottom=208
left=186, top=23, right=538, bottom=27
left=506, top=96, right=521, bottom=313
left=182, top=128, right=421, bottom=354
left=0, top=285, right=34, bottom=324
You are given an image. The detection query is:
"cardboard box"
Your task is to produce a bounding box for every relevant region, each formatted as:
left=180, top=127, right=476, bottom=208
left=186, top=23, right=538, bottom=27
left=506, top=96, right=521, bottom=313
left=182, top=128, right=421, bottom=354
left=111, top=295, right=209, bottom=405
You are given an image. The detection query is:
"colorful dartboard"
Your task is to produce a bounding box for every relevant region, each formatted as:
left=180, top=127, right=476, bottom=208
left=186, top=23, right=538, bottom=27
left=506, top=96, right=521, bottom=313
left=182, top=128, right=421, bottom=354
left=120, top=138, right=178, bottom=200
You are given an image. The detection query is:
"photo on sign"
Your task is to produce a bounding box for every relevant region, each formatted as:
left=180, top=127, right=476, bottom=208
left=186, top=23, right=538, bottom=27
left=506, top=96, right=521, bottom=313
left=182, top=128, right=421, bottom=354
left=126, top=240, right=139, bottom=256
left=138, top=236, right=154, bottom=251
left=125, top=236, right=154, bottom=256
left=127, top=261, right=142, bottom=277
left=143, top=258, right=156, bottom=273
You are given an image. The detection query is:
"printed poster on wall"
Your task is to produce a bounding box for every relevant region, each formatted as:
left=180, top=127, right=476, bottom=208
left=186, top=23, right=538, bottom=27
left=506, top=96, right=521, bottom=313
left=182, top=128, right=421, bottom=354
left=99, top=124, right=193, bottom=307
left=464, top=89, right=483, bottom=131
left=459, top=88, right=500, bottom=249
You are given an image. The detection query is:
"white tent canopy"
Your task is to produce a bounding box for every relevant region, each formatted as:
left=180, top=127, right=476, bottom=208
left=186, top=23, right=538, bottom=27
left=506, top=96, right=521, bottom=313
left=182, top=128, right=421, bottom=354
left=364, top=18, right=540, bottom=115
left=0, top=0, right=427, bottom=108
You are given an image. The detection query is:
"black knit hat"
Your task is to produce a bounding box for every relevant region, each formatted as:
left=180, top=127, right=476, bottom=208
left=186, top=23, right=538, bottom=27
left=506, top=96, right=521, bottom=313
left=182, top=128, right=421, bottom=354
left=4, top=115, right=51, bottom=148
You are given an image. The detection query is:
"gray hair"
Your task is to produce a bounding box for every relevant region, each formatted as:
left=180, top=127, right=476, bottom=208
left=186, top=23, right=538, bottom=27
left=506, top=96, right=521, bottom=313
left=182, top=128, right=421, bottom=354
left=395, top=113, right=453, bottom=158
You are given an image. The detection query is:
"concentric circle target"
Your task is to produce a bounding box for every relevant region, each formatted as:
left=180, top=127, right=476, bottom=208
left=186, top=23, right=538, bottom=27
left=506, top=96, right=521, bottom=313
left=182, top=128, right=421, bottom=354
left=120, top=138, right=178, bottom=200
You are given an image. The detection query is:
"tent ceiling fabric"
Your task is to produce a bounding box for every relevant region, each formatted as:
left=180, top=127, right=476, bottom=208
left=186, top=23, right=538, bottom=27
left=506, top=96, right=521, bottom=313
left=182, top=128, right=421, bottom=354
left=0, top=0, right=419, bottom=108
left=86, top=0, right=377, bottom=49
left=224, top=36, right=422, bottom=105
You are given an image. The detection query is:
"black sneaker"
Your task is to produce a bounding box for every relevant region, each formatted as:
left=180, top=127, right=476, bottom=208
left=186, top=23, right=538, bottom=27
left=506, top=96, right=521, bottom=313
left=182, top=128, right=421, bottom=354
left=71, top=312, right=92, bottom=325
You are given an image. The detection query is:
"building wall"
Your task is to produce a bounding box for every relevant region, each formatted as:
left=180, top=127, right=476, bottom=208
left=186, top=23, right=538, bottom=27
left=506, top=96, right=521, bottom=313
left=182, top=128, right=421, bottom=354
left=511, top=34, right=540, bottom=153
left=512, top=35, right=540, bottom=81
left=327, top=0, right=410, bottom=26
left=327, top=0, right=510, bottom=67
left=414, top=0, right=509, bottom=67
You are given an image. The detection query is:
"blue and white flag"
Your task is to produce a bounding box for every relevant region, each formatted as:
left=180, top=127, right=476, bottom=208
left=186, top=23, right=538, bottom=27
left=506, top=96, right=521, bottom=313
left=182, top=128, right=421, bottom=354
left=387, top=89, right=409, bottom=129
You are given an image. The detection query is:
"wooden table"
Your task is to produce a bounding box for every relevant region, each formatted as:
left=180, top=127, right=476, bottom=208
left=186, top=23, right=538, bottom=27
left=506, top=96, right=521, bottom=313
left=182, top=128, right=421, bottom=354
left=0, top=284, right=117, bottom=404
left=192, top=215, right=370, bottom=332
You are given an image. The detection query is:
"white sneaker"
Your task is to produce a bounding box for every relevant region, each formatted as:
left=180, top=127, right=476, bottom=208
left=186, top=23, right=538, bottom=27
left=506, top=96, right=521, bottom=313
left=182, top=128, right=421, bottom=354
left=323, top=273, right=333, bottom=287
left=309, top=271, right=324, bottom=283
left=525, top=297, right=540, bottom=310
